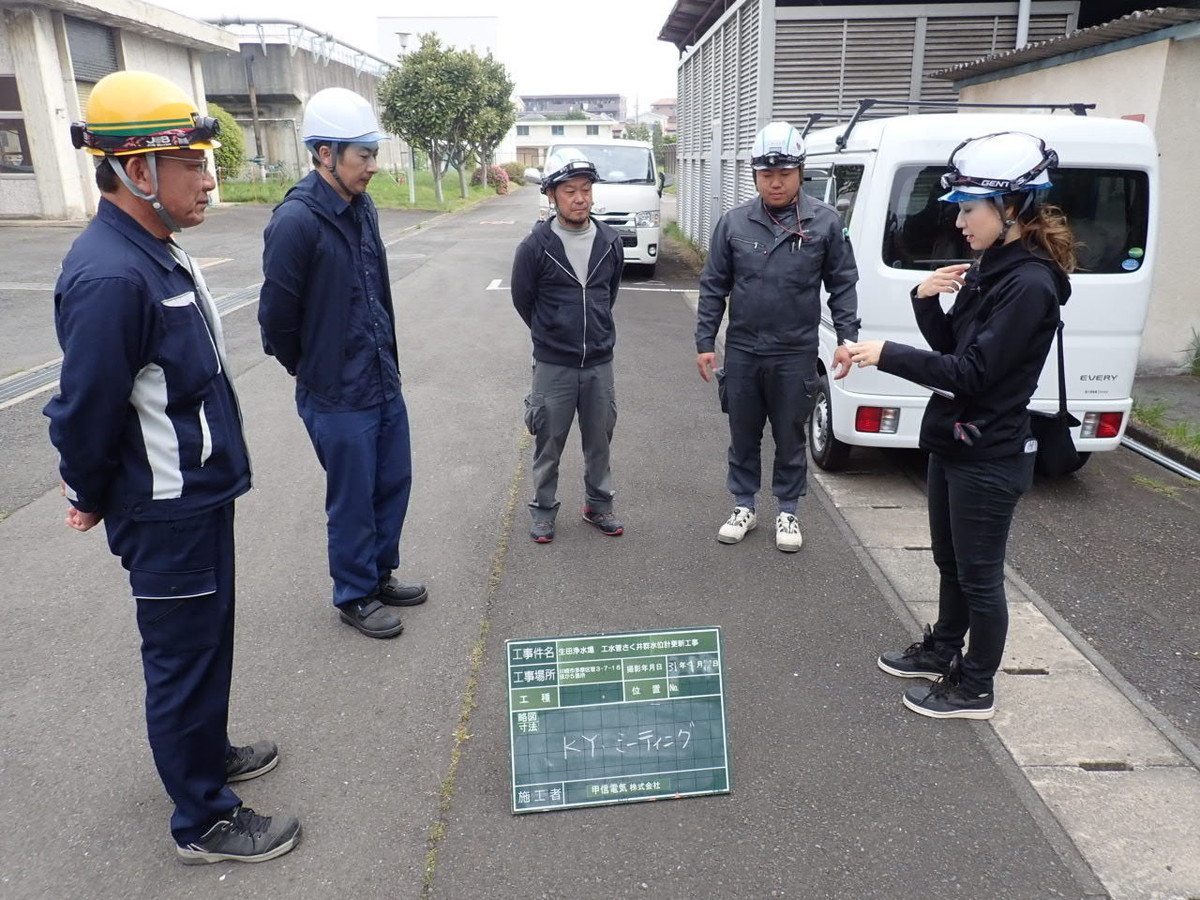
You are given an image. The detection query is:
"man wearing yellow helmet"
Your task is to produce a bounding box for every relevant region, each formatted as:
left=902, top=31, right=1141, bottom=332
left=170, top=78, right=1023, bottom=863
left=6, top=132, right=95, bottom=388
left=45, top=70, right=301, bottom=864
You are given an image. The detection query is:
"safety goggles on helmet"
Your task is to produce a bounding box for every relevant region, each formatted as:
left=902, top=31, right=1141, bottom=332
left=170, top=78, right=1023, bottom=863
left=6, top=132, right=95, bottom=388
left=751, top=151, right=804, bottom=171
left=71, top=113, right=221, bottom=156
left=542, top=158, right=599, bottom=193
left=938, top=132, right=1057, bottom=199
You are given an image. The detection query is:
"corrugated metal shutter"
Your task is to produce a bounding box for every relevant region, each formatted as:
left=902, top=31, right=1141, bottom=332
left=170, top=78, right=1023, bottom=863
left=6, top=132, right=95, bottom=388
left=921, top=13, right=1072, bottom=101
left=676, top=0, right=760, bottom=249
left=75, top=81, right=94, bottom=119
left=65, top=17, right=118, bottom=83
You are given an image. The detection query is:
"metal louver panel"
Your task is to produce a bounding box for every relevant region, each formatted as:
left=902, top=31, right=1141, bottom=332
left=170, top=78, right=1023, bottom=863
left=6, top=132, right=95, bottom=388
left=921, top=14, right=1072, bottom=101
left=65, top=17, right=118, bottom=84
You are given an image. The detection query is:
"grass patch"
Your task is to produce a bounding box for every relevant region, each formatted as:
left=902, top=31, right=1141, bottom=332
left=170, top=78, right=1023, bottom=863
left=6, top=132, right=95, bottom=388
left=1132, top=474, right=1180, bottom=498
left=1165, top=420, right=1200, bottom=457
left=218, top=167, right=504, bottom=212
left=1132, top=400, right=1168, bottom=430
left=420, top=431, right=530, bottom=898
left=1185, top=328, right=1200, bottom=377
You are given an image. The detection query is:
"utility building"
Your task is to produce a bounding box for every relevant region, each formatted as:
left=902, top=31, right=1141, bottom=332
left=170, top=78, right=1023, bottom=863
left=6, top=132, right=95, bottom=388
left=658, top=0, right=1080, bottom=250
left=0, top=0, right=236, bottom=219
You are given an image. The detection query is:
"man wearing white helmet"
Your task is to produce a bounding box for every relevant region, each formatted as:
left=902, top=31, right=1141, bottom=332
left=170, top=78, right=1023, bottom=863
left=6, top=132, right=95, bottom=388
left=696, top=121, right=860, bottom=553
left=259, top=87, right=427, bottom=639
left=511, top=154, right=627, bottom=543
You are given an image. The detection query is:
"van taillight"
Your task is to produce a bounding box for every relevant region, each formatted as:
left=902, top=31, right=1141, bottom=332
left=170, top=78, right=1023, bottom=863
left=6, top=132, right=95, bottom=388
left=855, top=407, right=899, bottom=434
left=1080, top=411, right=1124, bottom=439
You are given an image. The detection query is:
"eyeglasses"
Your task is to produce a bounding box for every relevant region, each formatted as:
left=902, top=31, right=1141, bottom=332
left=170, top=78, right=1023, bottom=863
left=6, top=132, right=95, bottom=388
left=157, top=154, right=212, bottom=175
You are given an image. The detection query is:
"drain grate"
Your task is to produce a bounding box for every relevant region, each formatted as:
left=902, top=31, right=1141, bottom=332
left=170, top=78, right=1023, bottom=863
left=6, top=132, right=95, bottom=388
left=1078, top=761, right=1134, bottom=772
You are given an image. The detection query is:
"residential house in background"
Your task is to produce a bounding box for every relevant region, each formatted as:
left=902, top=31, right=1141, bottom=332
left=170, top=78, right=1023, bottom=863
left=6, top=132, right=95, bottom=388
left=520, top=93, right=626, bottom=123
left=494, top=113, right=620, bottom=169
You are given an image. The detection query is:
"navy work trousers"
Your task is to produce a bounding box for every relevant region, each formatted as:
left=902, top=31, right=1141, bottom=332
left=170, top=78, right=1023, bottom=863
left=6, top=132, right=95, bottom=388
left=105, top=503, right=240, bottom=845
left=723, top=346, right=816, bottom=504
left=927, top=451, right=1035, bottom=695
left=298, top=392, right=412, bottom=606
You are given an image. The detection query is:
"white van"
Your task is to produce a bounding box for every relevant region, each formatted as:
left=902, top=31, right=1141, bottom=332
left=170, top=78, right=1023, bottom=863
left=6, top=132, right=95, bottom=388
left=801, top=111, right=1157, bottom=473
left=527, top=139, right=672, bottom=275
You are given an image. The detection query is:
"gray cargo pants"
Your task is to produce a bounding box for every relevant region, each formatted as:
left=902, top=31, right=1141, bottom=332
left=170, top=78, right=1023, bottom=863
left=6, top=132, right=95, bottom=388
left=524, top=359, right=617, bottom=523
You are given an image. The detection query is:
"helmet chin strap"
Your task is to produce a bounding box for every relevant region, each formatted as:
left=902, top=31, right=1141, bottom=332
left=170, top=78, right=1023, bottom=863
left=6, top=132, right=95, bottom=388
left=989, top=192, right=1035, bottom=247
left=109, top=153, right=182, bottom=233
left=324, top=142, right=356, bottom=198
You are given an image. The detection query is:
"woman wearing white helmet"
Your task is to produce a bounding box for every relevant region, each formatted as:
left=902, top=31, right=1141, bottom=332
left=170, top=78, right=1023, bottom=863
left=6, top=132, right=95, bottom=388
left=846, top=132, right=1076, bottom=720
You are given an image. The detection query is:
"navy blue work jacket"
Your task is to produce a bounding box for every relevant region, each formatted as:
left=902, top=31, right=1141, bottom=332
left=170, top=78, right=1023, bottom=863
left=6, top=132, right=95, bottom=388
left=259, top=171, right=400, bottom=410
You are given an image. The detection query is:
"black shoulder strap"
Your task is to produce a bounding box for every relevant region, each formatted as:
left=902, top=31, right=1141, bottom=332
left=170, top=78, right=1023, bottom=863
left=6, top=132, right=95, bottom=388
left=1053, top=320, right=1068, bottom=415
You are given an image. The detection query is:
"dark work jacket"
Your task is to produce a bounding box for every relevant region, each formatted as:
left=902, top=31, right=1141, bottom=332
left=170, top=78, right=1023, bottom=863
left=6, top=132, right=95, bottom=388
left=259, top=171, right=400, bottom=409
left=696, top=193, right=860, bottom=355
left=510, top=217, right=624, bottom=367
left=45, top=199, right=250, bottom=520
left=878, top=240, right=1072, bottom=459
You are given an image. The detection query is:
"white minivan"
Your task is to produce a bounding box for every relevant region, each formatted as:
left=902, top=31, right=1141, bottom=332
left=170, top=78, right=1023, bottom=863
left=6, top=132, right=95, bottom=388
left=801, top=111, right=1157, bottom=473
left=526, top=138, right=672, bottom=275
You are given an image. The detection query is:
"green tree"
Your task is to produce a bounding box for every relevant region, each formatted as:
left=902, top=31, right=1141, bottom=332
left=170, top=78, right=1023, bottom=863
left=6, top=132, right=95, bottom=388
left=206, top=102, right=244, bottom=181
left=463, top=54, right=516, bottom=191
left=562, top=108, right=589, bottom=120
left=623, top=122, right=651, bottom=142
left=378, top=33, right=517, bottom=203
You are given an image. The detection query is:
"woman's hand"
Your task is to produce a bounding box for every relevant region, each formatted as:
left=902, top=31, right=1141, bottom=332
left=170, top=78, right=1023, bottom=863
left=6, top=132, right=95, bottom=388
left=844, top=340, right=885, bottom=369
left=916, top=263, right=972, bottom=299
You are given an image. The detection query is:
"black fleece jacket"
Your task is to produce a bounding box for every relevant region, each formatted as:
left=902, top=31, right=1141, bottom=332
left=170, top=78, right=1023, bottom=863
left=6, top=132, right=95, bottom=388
left=877, top=240, right=1071, bottom=459
left=511, top=217, right=624, bottom=368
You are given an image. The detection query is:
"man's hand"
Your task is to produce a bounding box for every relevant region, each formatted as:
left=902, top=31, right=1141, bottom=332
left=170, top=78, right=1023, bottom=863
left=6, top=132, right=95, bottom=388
left=831, top=344, right=853, bottom=380
left=65, top=506, right=102, bottom=532
left=696, top=352, right=717, bottom=382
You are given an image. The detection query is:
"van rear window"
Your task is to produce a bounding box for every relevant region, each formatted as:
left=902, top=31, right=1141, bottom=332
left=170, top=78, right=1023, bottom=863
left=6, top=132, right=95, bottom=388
left=882, top=166, right=1150, bottom=274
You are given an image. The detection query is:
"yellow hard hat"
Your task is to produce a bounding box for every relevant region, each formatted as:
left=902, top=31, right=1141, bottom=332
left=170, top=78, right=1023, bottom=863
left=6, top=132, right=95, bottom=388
left=71, top=70, right=221, bottom=157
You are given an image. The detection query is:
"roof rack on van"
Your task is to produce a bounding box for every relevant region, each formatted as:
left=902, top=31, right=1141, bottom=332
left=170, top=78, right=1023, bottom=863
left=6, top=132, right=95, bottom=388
left=800, top=113, right=824, bottom=139
left=833, top=98, right=1096, bottom=150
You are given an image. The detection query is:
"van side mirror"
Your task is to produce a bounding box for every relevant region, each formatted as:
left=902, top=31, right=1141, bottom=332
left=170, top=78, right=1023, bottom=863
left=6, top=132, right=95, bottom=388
left=524, top=168, right=542, bottom=185
left=658, top=170, right=674, bottom=196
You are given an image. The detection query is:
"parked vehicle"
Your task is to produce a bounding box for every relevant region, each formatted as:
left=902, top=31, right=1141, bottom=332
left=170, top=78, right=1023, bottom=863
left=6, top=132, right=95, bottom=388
left=525, top=139, right=673, bottom=275
left=801, top=107, right=1157, bottom=473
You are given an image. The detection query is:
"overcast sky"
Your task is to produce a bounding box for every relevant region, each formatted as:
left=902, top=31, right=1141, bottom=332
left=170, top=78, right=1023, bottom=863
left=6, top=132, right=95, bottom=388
left=158, top=0, right=683, bottom=109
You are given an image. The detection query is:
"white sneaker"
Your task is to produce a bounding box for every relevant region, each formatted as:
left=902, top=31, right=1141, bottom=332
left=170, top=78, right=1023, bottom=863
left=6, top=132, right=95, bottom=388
left=775, top=512, right=802, bottom=552
left=717, top=506, right=757, bottom=544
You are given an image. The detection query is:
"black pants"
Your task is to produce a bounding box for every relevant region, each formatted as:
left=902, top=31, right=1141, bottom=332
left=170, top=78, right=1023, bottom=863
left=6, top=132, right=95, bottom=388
left=105, top=504, right=240, bottom=844
left=723, top=347, right=816, bottom=503
left=927, top=451, right=1035, bottom=694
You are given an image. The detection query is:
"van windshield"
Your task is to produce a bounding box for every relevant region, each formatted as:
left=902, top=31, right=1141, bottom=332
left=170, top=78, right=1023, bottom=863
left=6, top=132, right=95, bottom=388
left=554, top=144, right=655, bottom=184
left=883, top=165, right=1150, bottom=274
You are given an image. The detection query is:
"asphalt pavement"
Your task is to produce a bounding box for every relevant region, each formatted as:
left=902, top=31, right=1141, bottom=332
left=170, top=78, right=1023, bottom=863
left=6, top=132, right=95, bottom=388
left=0, top=190, right=1197, bottom=899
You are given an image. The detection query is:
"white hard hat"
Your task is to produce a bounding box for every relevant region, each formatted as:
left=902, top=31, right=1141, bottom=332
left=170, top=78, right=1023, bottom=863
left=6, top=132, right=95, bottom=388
left=302, top=87, right=387, bottom=144
left=939, top=132, right=1056, bottom=202
left=751, top=121, right=805, bottom=170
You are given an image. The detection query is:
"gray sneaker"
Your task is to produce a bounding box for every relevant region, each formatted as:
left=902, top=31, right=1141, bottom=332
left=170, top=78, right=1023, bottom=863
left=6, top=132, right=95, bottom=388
left=177, top=805, right=301, bottom=865
left=225, top=741, right=278, bottom=783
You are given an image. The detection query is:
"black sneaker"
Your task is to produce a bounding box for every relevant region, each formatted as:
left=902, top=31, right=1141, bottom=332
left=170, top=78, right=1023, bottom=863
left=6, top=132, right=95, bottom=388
left=877, top=624, right=953, bottom=681
left=225, top=741, right=278, bottom=783
left=530, top=520, right=555, bottom=543
left=902, top=659, right=995, bottom=720
left=177, top=805, right=301, bottom=865
left=338, top=597, right=404, bottom=639
left=375, top=575, right=428, bottom=607
left=582, top=507, right=624, bottom=536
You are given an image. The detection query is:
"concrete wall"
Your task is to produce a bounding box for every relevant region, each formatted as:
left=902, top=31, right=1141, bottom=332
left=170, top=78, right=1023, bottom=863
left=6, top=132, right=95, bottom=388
left=960, top=37, right=1199, bottom=373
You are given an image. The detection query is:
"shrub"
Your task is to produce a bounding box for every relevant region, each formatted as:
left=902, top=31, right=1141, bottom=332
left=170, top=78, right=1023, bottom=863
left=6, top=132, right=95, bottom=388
left=206, top=102, right=245, bottom=182
left=471, top=165, right=510, bottom=194
left=501, top=161, right=527, bottom=185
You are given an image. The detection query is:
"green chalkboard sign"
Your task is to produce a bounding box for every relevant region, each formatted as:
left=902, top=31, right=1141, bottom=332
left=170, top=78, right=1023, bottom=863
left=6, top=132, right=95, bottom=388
left=506, top=626, right=730, bottom=813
